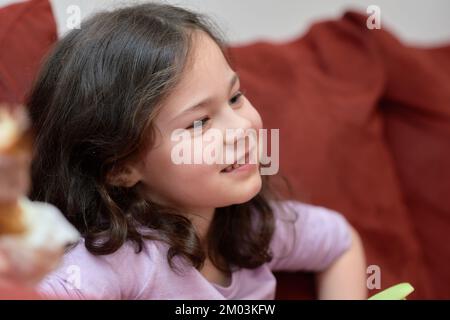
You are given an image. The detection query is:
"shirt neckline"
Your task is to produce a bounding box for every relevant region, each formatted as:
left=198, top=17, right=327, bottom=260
left=211, top=268, right=240, bottom=296
left=194, top=266, right=240, bottom=296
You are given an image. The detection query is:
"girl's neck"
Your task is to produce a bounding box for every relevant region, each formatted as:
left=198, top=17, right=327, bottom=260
left=184, top=207, right=216, bottom=245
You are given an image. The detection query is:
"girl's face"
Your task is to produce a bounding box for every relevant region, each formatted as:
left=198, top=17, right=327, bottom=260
left=127, top=31, right=263, bottom=215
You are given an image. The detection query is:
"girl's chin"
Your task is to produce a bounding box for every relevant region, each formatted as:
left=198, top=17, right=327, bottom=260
left=222, top=175, right=262, bottom=204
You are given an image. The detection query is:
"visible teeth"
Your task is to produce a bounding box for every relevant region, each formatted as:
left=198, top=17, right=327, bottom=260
left=223, top=162, right=243, bottom=173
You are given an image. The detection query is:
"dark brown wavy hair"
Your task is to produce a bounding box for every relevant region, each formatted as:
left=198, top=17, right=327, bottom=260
left=28, top=3, right=292, bottom=273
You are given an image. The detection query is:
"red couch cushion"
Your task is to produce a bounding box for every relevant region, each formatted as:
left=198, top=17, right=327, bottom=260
left=0, top=0, right=57, bottom=104
left=229, top=12, right=436, bottom=299
left=373, top=28, right=450, bottom=299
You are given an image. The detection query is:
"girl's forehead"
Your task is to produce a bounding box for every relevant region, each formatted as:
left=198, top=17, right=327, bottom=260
left=156, top=31, right=235, bottom=123
left=181, top=30, right=232, bottom=91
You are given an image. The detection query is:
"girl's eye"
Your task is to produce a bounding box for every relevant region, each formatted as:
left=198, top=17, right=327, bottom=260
left=229, top=91, right=243, bottom=105
left=186, top=117, right=210, bottom=130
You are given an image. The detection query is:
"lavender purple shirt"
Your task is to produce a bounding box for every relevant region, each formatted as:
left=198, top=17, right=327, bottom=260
left=37, top=200, right=351, bottom=299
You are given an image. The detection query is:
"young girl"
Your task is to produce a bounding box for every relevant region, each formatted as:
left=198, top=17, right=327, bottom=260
left=29, top=3, right=366, bottom=299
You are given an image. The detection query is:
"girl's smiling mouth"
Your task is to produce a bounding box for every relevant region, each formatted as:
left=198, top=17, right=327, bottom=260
left=221, top=162, right=258, bottom=174
left=220, top=147, right=259, bottom=174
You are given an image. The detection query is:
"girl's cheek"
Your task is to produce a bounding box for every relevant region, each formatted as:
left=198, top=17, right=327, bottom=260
left=141, top=142, right=176, bottom=180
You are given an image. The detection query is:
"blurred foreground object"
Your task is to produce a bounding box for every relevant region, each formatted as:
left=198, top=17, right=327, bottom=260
left=0, top=105, right=30, bottom=235
left=0, top=104, right=79, bottom=288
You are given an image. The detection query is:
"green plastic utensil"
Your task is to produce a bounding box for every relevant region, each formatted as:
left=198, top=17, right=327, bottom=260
left=368, top=283, right=415, bottom=300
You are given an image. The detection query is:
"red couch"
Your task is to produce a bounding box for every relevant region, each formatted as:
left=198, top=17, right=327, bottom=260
left=1, top=0, right=449, bottom=299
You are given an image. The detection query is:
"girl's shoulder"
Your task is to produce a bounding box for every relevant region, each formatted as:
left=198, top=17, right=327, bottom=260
left=267, top=199, right=350, bottom=237
left=264, top=199, right=352, bottom=272
left=267, top=199, right=345, bottom=220
left=38, top=237, right=167, bottom=299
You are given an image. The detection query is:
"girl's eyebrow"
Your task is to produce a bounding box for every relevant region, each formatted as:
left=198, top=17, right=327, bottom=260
left=171, top=73, right=240, bottom=121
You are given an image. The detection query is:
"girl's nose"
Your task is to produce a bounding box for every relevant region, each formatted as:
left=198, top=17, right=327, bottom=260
left=220, top=108, right=253, bottom=145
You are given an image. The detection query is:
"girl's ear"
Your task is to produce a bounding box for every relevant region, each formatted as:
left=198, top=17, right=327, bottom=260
left=106, top=164, right=142, bottom=188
